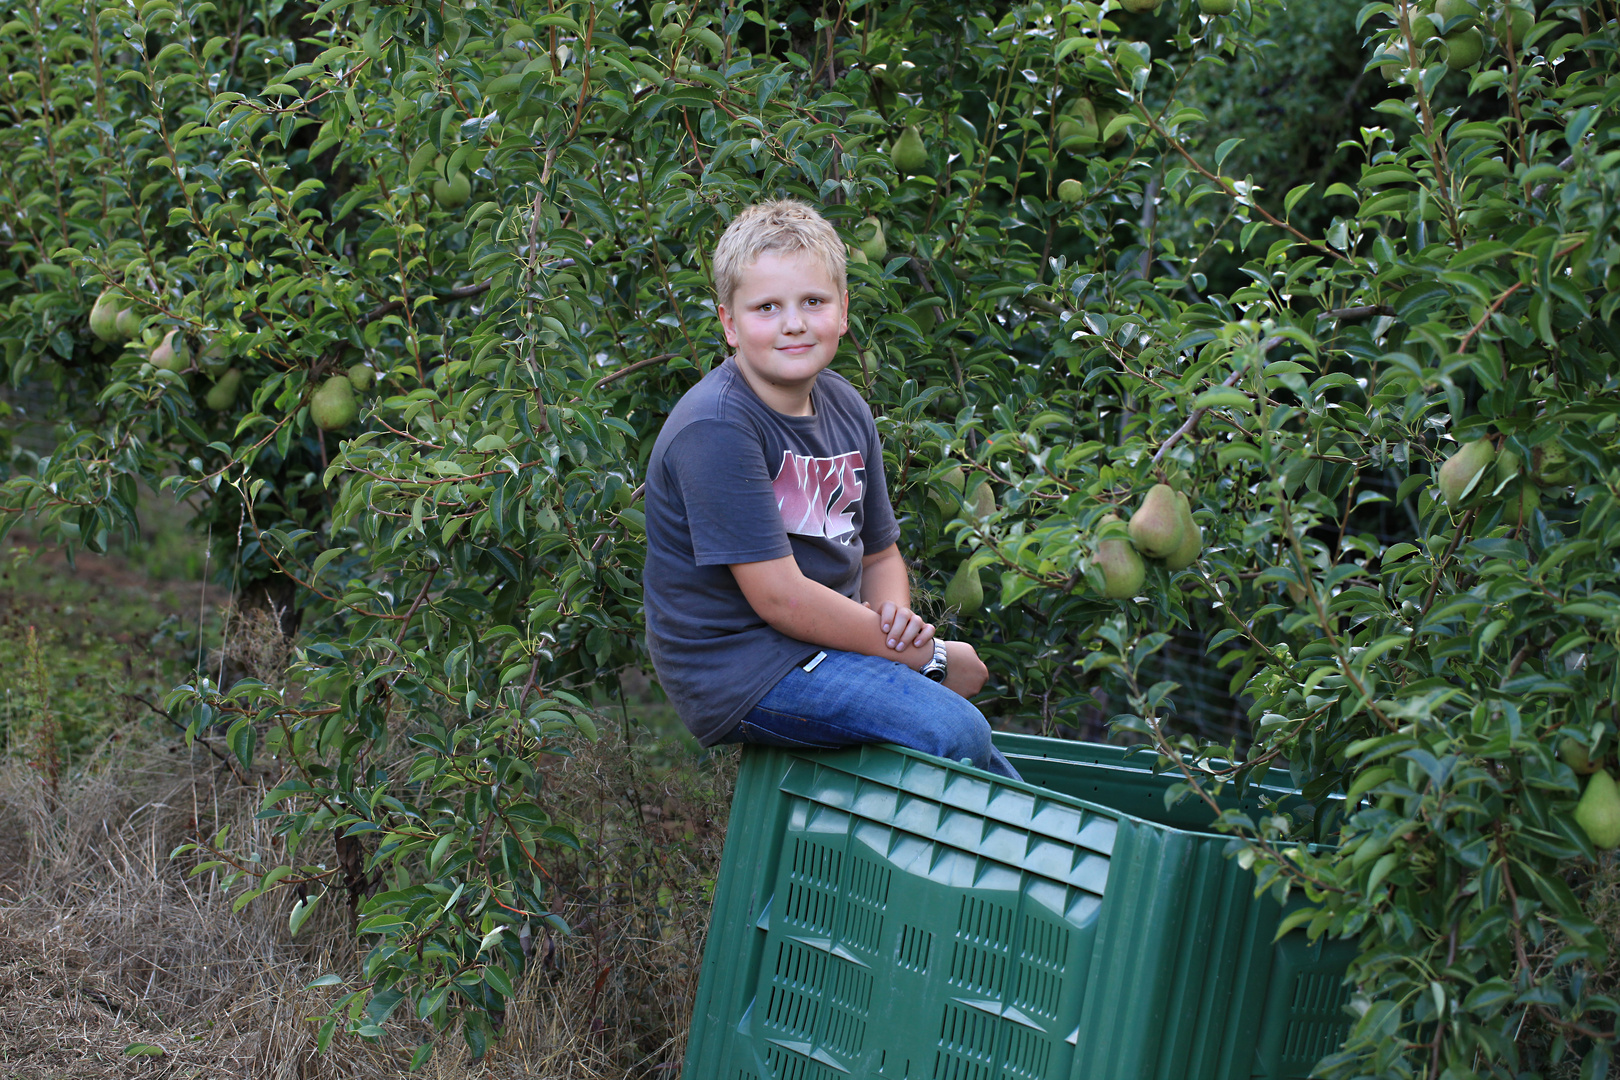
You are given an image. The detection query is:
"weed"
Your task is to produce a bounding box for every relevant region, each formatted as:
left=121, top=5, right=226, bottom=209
left=0, top=538, right=735, bottom=1077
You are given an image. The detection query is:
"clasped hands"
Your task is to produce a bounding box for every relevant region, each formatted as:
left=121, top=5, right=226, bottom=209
left=862, top=601, right=988, bottom=697
left=866, top=599, right=935, bottom=654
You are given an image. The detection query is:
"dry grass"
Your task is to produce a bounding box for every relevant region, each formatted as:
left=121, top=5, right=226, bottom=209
left=1509, top=851, right=1620, bottom=1077
left=0, top=727, right=735, bottom=1079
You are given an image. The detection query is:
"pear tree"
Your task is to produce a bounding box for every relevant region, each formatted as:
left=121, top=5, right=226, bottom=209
left=3, top=0, right=1619, bottom=1072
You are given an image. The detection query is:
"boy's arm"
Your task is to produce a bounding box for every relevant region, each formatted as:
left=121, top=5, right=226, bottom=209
left=860, top=543, right=935, bottom=653
left=731, top=555, right=988, bottom=698
left=859, top=542, right=911, bottom=609
left=731, top=555, right=932, bottom=667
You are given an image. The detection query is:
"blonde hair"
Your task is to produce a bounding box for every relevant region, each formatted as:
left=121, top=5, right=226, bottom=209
left=712, top=199, right=847, bottom=310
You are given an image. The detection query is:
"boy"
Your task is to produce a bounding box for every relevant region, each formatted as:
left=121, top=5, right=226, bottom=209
left=642, top=199, right=1020, bottom=780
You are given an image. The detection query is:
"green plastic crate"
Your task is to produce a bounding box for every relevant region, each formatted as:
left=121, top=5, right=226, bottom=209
left=683, top=734, right=1356, bottom=1080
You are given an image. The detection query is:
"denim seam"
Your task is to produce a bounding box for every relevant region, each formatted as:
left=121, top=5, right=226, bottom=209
left=737, top=720, right=822, bottom=748
left=746, top=706, right=815, bottom=726
left=747, top=707, right=892, bottom=744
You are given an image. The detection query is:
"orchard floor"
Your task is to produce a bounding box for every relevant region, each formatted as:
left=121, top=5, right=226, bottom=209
left=0, top=531, right=733, bottom=1079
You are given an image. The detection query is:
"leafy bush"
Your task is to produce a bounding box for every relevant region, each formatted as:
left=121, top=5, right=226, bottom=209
left=4, top=0, right=1620, bottom=1071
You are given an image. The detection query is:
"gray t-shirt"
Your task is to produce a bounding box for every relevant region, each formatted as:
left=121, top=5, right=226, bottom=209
left=643, top=357, right=901, bottom=745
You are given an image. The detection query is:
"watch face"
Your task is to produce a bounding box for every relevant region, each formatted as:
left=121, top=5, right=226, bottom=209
left=923, top=666, right=947, bottom=682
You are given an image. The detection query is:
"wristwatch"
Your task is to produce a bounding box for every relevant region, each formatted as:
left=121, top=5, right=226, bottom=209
left=920, top=640, right=949, bottom=682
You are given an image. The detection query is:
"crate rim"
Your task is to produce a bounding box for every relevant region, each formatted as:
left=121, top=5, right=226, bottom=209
left=776, top=738, right=1249, bottom=847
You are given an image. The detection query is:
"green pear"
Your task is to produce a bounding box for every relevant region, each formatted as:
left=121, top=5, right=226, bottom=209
left=1436, top=0, right=1478, bottom=30
left=930, top=465, right=967, bottom=512
left=198, top=338, right=231, bottom=375
left=1442, top=27, right=1486, bottom=68
left=1438, top=438, right=1495, bottom=508
left=1058, top=179, right=1084, bottom=203
left=1199, top=0, right=1235, bottom=13
left=967, top=476, right=996, bottom=519
left=1560, top=736, right=1599, bottom=775
left=433, top=170, right=472, bottom=208
left=1494, top=0, right=1534, bottom=47
left=1409, top=3, right=1440, bottom=43
left=891, top=125, right=927, bottom=173
left=205, top=367, right=243, bottom=410
left=347, top=363, right=376, bottom=392
left=1508, top=481, right=1540, bottom=524
left=1095, top=518, right=1145, bottom=599
left=848, top=246, right=868, bottom=266
left=311, top=374, right=358, bottom=431
left=1057, top=98, right=1100, bottom=149
left=1163, top=492, right=1203, bottom=571
left=1120, top=0, right=1161, bottom=11
left=1533, top=443, right=1572, bottom=486
left=1496, top=447, right=1522, bottom=481
left=1094, top=106, right=1127, bottom=149
left=858, top=216, right=887, bottom=262
left=89, top=289, right=125, bottom=342
left=115, top=305, right=141, bottom=339
left=150, top=329, right=189, bottom=372
left=1575, top=770, right=1620, bottom=849
left=943, top=559, right=983, bottom=615
left=1128, top=484, right=1186, bottom=559
left=1377, top=46, right=1412, bottom=83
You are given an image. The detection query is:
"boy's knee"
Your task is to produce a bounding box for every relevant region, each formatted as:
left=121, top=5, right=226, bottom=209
left=920, top=698, right=994, bottom=763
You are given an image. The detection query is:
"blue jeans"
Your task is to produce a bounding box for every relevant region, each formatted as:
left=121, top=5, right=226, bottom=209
left=719, top=649, right=1022, bottom=781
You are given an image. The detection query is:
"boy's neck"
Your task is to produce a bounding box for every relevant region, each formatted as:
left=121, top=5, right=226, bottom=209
left=731, top=356, right=816, bottom=417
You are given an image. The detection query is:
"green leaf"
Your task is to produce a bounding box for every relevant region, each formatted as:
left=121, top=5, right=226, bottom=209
left=226, top=716, right=256, bottom=769
left=483, top=965, right=513, bottom=999
left=311, top=546, right=345, bottom=579
left=407, top=140, right=437, bottom=181
left=289, top=891, right=322, bottom=937
left=1366, top=851, right=1398, bottom=894
left=1273, top=905, right=1319, bottom=942
left=1193, top=387, right=1253, bottom=411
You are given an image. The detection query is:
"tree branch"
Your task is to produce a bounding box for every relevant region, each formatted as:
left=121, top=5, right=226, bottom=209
left=592, top=353, right=681, bottom=389
left=1325, top=304, right=1394, bottom=323
left=1151, top=335, right=1283, bottom=465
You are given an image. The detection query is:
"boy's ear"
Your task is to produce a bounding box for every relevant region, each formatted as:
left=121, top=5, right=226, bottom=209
left=716, top=302, right=739, bottom=347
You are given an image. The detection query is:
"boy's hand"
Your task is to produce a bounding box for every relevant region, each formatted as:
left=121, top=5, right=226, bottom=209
left=865, top=601, right=935, bottom=653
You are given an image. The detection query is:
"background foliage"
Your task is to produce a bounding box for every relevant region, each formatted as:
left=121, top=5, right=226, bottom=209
left=4, top=0, right=1620, bottom=1073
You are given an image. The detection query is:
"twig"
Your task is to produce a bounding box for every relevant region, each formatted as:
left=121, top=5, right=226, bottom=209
left=1150, top=336, right=1283, bottom=465
left=1530, top=155, right=1575, bottom=201
left=1133, top=106, right=1349, bottom=263
left=1458, top=240, right=1583, bottom=352
left=121, top=692, right=249, bottom=785
left=394, top=565, right=440, bottom=646
left=1324, top=304, right=1393, bottom=323
left=592, top=353, right=681, bottom=390
left=358, top=278, right=496, bottom=326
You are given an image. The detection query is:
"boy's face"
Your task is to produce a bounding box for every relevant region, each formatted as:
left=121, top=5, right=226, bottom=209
left=717, top=248, right=849, bottom=416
